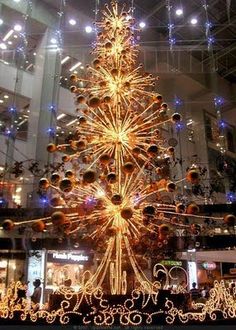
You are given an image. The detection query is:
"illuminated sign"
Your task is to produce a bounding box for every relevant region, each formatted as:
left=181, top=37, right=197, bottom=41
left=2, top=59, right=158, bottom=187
left=202, top=261, right=216, bottom=271
left=160, top=260, right=182, bottom=266
left=47, top=251, right=92, bottom=264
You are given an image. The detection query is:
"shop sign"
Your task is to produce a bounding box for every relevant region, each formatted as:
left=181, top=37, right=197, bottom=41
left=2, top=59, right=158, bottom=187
left=160, top=260, right=182, bottom=267
left=48, top=252, right=91, bottom=264
left=202, top=261, right=216, bottom=270
left=229, top=268, right=236, bottom=275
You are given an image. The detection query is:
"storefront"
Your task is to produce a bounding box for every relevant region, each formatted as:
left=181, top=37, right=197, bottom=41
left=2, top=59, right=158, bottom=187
left=27, top=249, right=94, bottom=303
left=0, top=251, right=27, bottom=297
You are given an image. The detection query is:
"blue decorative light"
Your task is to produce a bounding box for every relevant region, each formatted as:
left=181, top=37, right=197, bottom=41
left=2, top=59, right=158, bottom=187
left=5, top=128, right=12, bottom=136
left=214, top=96, right=224, bottom=107
left=168, top=23, right=174, bottom=29
left=85, top=195, right=96, bottom=206
left=47, top=127, right=56, bottom=136
left=49, top=104, right=56, bottom=112
left=207, top=36, right=215, bottom=44
left=8, top=106, right=16, bottom=113
left=205, top=21, right=212, bottom=28
left=169, top=37, right=176, bottom=45
left=226, top=192, right=236, bottom=203
left=218, top=120, right=226, bottom=129
left=175, top=121, right=185, bottom=132
left=174, top=97, right=182, bottom=107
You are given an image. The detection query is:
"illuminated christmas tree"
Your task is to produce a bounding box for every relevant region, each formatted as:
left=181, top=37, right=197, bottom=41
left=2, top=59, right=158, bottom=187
left=3, top=2, right=235, bottom=297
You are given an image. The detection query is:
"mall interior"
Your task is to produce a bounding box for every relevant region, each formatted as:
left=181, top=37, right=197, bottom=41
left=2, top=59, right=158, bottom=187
left=0, top=0, right=236, bottom=325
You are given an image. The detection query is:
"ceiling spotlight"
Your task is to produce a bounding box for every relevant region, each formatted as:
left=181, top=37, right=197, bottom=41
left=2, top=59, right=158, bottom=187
left=139, top=21, right=146, bottom=29
left=190, top=18, right=198, bottom=25
left=4, top=95, right=9, bottom=99
left=13, top=34, right=18, bottom=38
left=0, top=43, right=7, bottom=50
left=69, top=19, right=76, bottom=26
left=85, top=26, right=92, bottom=33
left=0, top=99, right=4, bottom=104
left=175, top=8, right=183, bottom=16
left=7, top=41, right=12, bottom=45
left=50, top=38, right=57, bottom=44
left=33, top=52, right=36, bottom=56
left=0, top=19, right=3, bottom=25
left=14, top=24, right=22, bottom=32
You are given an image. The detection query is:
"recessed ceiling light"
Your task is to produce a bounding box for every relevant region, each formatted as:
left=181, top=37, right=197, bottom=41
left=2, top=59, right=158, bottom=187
left=4, top=95, right=9, bottom=99
left=57, top=113, right=66, bottom=120
left=61, top=55, right=70, bottom=64
left=3, top=29, right=14, bottom=41
left=139, top=21, right=146, bottom=29
left=50, top=38, right=57, bottom=44
left=33, top=52, right=36, bottom=56
left=7, top=41, right=12, bottom=45
left=14, top=24, right=22, bottom=32
left=66, top=119, right=77, bottom=126
left=69, top=61, right=81, bottom=71
left=191, top=18, right=198, bottom=25
left=0, top=43, right=7, bottom=50
left=175, top=8, right=183, bottom=16
left=0, top=19, right=3, bottom=25
left=69, top=18, right=76, bottom=26
left=13, top=34, right=18, bottom=38
left=85, top=26, right=92, bottom=33
left=0, top=100, right=4, bottom=104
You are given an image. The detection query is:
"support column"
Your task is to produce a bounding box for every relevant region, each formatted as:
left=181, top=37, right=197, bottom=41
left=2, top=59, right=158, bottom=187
left=25, top=29, right=61, bottom=207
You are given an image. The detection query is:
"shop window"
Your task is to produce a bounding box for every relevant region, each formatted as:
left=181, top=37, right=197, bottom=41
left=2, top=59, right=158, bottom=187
left=226, top=130, right=235, bottom=153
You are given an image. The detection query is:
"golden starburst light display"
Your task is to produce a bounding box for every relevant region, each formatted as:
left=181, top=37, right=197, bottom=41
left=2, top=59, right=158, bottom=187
left=2, top=2, right=234, bottom=304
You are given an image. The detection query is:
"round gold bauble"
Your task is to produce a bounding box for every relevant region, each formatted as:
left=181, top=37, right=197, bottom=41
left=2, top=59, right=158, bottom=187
left=107, top=172, right=116, bottom=184
left=2, top=219, right=15, bottom=231
left=111, top=194, right=122, bottom=205
left=166, top=181, right=176, bottom=192
left=59, top=178, right=74, bottom=193
left=49, top=196, right=64, bottom=207
left=77, top=95, right=86, bottom=104
left=32, top=220, right=45, bottom=233
left=147, top=144, right=158, bottom=156
left=186, top=203, right=199, bottom=214
left=47, top=143, right=57, bottom=153
left=186, top=169, right=200, bottom=184
left=175, top=203, right=185, bottom=213
left=171, top=113, right=182, bottom=123
left=224, top=214, right=236, bottom=226
left=143, top=205, right=155, bottom=216
left=65, top=170, right=74, bottom=179
left=51, top=211, right=66, bottom=226
left=120, top=207, right=133, bottom=220
left=50, top=173, right=61, bottom=185
left=88, top=97, right=101, bottom=108
left=70, top=74, right=77, bottom=82
left=83, top=170, right=97, bottom=183
left=99, top=153, right=110, bottom=165
left=122, top=162, right=135, bottom=174
left=39, top=178, right=50, bottom=189
left=70, top=85, right=77, bottom=93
